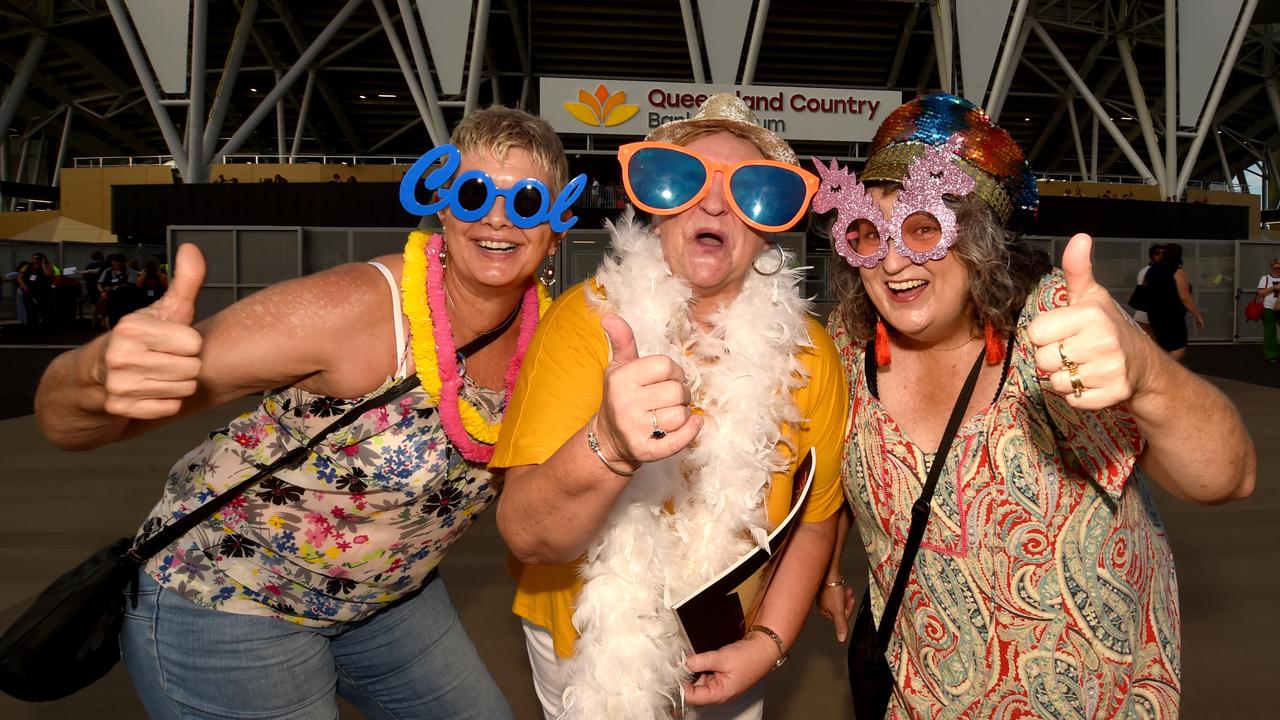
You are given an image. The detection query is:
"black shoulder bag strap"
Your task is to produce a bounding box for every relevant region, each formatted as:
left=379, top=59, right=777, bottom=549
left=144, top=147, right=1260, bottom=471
left=873, top=346, right=986, bottom=655
left=128, top=373, right=422, bottom=562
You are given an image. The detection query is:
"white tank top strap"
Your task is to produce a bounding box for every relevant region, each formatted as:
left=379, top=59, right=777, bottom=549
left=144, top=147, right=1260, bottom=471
left=367, top=261, right=410, bottom=378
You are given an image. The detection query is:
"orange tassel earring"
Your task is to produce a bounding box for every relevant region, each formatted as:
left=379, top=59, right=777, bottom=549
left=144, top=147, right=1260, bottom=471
left=984, top=319, right=1006, bottom=365
left=875, top=317, right=892, bottom=367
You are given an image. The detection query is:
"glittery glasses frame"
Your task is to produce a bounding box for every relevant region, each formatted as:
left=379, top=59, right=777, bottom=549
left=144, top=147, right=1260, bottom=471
left=618, top=141, right=819, bottom=233
left=398, top=144, right=587, bottom=233
left=811, top=141, right=977, bottom=269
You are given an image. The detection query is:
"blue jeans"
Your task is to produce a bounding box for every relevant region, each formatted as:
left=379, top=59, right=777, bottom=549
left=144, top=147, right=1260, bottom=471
left=121, top=572, right=513, bottom=720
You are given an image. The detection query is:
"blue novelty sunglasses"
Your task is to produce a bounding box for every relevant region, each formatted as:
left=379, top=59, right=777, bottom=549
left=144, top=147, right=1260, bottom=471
left=399, top=144, right=586, bottom=233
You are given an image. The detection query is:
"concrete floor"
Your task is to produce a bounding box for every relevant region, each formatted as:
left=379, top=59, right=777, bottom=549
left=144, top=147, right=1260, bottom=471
left=0, top=350, right=1276, bottom=719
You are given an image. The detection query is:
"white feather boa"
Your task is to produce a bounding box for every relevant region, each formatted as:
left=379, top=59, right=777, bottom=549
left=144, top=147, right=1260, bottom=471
left=560, top=211, right=813, bottom=719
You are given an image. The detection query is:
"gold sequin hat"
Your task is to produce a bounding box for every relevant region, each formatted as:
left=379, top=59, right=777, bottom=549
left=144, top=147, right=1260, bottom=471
left=860, top=93, right=1039, bottom=223
left=645, top=93, right=799, bottom=166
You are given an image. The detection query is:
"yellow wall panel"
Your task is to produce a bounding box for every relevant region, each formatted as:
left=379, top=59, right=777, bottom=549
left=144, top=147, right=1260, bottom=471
left=0, top=211, right=60, bottom=238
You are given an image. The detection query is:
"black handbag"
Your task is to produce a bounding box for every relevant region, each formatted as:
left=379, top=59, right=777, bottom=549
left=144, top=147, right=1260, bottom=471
left=1127, top=283, right=1150, bottom=312
left=848, top=348, right=985, bottom=719
left=0, top=375, right=420, bottom=702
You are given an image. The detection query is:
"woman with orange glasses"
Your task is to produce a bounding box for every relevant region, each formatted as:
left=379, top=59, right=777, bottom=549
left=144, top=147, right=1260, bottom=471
left=492, top=94, right=848, bottom=720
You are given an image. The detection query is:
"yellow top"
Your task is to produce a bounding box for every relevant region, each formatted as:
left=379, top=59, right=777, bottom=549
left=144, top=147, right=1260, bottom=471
left=491, top=282, right=850, bottom=658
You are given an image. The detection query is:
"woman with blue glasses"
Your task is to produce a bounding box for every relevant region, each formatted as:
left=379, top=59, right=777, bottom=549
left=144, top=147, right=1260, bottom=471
left=492, top=94, right=848, bottom=720
left=34, top=106, right=575, bottom=718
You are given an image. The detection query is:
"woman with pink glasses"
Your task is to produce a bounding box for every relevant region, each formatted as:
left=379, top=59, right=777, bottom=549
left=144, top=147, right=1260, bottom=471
left=492, top=94, right=847, bottom=719
left=817, top=94, right=1254, bottom=719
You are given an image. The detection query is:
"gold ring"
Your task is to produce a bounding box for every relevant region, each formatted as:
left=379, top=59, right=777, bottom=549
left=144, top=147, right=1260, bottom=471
left=1070, top=376, right=1085, bottom=398
left=1058, top=341, right=1079, bottom=374
left=649, top=411, right=666, bottom=440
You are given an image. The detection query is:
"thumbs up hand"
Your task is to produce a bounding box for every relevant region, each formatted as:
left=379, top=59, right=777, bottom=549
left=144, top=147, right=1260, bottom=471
left=97, top=244, right=207, bottom=419
left=1027, top=234, right=1156, bottom=409
left=592, top=313, right=702, bottom=471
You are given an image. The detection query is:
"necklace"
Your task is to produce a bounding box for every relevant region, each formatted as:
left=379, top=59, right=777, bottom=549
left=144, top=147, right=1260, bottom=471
left=401, top=231, right=550, bottom=462
left=931, top=334, right=980, bottom=352
left=443, top=278, right=522, bottom=375
left=444, top=281, right=481, bottom=336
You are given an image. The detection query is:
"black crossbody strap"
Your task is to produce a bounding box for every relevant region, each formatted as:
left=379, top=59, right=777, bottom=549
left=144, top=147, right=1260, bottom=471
left=129, top=374, right=422, bottom=562
left=455, top=301, right=521, bottom=359
left=874, top=348, right=986, bottom=653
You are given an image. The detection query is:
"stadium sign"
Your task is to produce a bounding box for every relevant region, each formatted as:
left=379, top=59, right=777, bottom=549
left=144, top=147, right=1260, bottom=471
left=540, top=77, right=903, bottom=143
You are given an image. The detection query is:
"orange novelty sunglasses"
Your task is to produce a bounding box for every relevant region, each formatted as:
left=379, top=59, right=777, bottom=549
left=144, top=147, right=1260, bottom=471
left=618, top=141, right=819, bottom=233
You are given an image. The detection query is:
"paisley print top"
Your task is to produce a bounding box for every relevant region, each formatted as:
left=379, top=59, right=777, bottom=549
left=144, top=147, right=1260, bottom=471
left=833, top=272, right=1181, bottom=719
left=137, top=265, right=505, bottom=626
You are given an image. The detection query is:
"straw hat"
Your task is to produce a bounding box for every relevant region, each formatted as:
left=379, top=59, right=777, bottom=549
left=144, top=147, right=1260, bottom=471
left=645, top=93, right=798, bottom=166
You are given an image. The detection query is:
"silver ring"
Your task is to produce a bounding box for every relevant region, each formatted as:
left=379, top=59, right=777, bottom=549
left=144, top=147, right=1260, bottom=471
left=649, top=411, right=666, bottom=440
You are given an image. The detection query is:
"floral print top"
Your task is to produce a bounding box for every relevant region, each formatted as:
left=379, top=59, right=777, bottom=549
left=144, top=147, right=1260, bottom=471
left=137, top=267, right=505, bottom=626
left=832, top=272, right=1181, bottom=719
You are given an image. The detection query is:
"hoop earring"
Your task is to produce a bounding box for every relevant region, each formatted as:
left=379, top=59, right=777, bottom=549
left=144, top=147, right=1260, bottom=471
left=540, top=259, right=556, bottom=288
left=751, top=243, right=785, bottom=276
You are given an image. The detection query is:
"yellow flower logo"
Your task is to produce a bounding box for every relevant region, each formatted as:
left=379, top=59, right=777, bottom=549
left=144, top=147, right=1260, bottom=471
left=564, top=84, right=639, bottom=127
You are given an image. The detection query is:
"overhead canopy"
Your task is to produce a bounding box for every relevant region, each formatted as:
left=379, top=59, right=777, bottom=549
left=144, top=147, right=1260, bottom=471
left=0, top=1, right=1270, bottom=193
left=10, top=215, right=117, bottom=244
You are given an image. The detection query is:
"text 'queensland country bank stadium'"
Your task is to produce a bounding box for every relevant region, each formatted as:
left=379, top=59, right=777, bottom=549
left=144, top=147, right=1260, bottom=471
left=645, top=88, right=884, bottom=130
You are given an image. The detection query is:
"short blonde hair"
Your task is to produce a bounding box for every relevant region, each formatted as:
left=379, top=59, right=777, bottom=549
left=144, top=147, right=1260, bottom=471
left=451, top=106, right=570, bottom=193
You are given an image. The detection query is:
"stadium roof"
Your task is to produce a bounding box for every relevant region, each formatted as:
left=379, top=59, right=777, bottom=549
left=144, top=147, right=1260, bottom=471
left=0, top=0, right=1275, bottom=195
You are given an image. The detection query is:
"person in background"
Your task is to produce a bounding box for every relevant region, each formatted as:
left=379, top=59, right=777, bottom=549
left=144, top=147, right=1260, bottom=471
left=34, top=105, right=579, bottom=719
left=135, top=260, right=169, bottom=308
left=80, top=251, right=109, bottom=328
left=1132, top=244, right=1164, bottom=337
left=97, top=254, right=138, bottom=328
left=15, top=252, right=54, bottom=327
left=493, top=94, right=844, bottom=720
left=1144, top=242, right=1205, bottom=361
left=49, top=265, right=83, bottom=328
left=1256, top=257, right=1280, bottom=363
left=818, top=93, right=1253, bottom=719
left=9, top=266, right=27, bottom=327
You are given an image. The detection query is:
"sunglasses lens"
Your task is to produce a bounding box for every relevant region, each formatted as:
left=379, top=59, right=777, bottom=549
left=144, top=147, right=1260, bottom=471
left=729, top=165, right=809, bottom=228
left=455, top=177, right=489, bottom=212
left=627, top=147, right=707, bottom=211
left=510, top=183, right=545, bottom=220
left=900, top=211, right=944, bottom=253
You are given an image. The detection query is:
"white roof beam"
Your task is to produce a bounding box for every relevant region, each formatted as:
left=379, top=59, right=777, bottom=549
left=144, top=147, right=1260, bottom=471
left=1030, top=19, right=1155, bottom=181
left=677, top=0, right=706, bottom=82
left=1174, top=0, right=1259, bottom=197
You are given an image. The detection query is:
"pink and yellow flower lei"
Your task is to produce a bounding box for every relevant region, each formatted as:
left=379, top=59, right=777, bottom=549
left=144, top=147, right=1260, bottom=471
left=401, top=231, right=550, bottom=462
